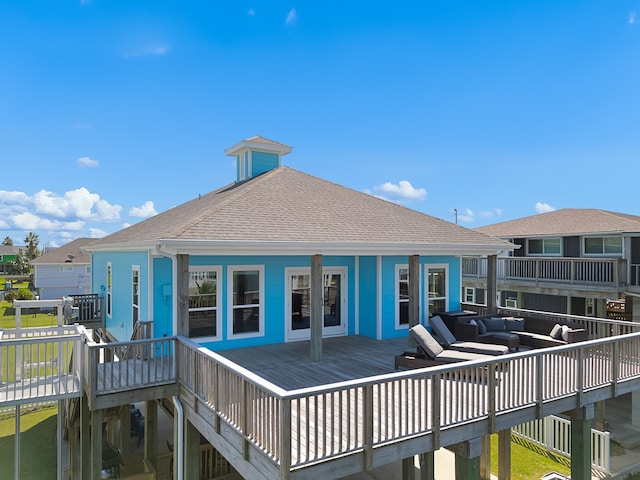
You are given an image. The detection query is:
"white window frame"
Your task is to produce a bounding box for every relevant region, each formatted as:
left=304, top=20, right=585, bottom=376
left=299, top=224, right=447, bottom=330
left=527, top=238, right=562, bottom=256
left=227, top=265, right=264, bottom=339
left=464, top=287, right=475, bottom=304
left=60, top=265, right=73, bottom=273
left=582, top=236, right=623, bottom=256
left=395, top=264, right=410, bottom=329
left=132, top=265, right=140, bottom=328
left=188, top=266, right=222, bottom=342
left=106, top=262, right=112, bottom=318
left=284, top=266, right=348, bottom=341
left=425, top=264, right=448, bottom=318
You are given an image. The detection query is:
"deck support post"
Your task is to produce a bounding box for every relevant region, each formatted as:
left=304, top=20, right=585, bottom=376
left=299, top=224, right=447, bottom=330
left=80, top=395, right=91, bottom=480
left=487, top=255, right=498, bottom=314
left=185, top=417, right=201, bottom=480
left=498, top=429, right=511, bottom=480
left=418, top=451, right=434, bottom=480
left=480, top=435, right=491, bottom=480
left=120, top=404, right=131, bottom=455
left=408, top=254, right=420, bottom=347
left=402, top=456, right=416, bottom=479
left=176, top=254, right=190, bottom=337
left=310, top=254, right=323, bottom=361
left=570, top=405, right=594, bottom=480
left=449, top=438, right=482, bottom=480
left=145, top=400, right=158, bottom=471
left=91, top=408, right=103, bottom=480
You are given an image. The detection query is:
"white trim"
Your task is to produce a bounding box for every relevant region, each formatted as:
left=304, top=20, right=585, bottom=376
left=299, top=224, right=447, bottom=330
left=225, top=139, right=292, bottom=156
left=464, top=286, right=476, bottom=304
left=188, top=265, right=222, bottom=343
left=582, top=235, right=623, bottom=257
left=425, top=263, right=449, bottom=318
left=284, top=266, right=348, bottom=342
left=527, top=237, right=562, bottom=256
left=106, top=262, right=112, bottom=319
left=376, top=256, right=382, bottom=340
left=227, top=265, right=264, bottom=340
left=132, top=265, right=140, bottom=328
left=395, top=264, right=409, bottom=330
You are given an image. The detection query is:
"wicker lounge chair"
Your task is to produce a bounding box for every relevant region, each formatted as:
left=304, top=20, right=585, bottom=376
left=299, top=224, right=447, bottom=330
left=429, top=315, right=508, bottom=355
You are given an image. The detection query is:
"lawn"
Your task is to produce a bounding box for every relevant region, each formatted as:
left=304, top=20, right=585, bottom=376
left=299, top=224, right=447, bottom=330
left=0, top=300, right=61, bottom=329
left=0, top=404, right=58, bottom=480
left=491, top=433, right=571, bottom=479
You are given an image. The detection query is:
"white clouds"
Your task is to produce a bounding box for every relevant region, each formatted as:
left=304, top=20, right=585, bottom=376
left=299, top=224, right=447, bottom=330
left=129, top=201, right=158, bottom=218
left=368, top=180, right=427, bottom=204
left=77, top=156, right=99, bottom=168
left=286, top=9, right=297, bottom=25
left=456, top=208, right=475, bottom=223
left=12, top=211, right=84, bottom=231
left=535, top=202, right=556, bottom=214
left=31, top=188, right=121, bottom=221
left=88, top=228, right=107, bottom=238
left=0, top=190, right=30, bottom=205
left=630, top=12, right=637, bottom=24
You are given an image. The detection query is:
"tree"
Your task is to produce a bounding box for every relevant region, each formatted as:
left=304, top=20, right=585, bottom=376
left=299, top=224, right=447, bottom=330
left=2, top=236, right=13, bottom=246
left=6, top=250, right=31, bottom=275
left=24, top=232, right=40, bottom=261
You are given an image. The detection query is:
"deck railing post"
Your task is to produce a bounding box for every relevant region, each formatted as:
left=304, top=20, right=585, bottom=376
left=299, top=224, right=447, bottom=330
left=431, top=373, right=441, bottom=450
left=279, top=397, right=292, bottom=480
left=536, top=355, right=544, bottom=418
left=363, top=384, right=374, bottom=471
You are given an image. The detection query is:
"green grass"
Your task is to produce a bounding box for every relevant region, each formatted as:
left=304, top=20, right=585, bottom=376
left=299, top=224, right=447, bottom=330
left=0, top=300, right=61, bottom=329
left=0, top=404, right=58, bottom=480
left=490, top=433, right=571, bottom=479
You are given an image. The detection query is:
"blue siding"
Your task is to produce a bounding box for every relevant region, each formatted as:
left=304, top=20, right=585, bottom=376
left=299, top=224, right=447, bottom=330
left=251, top=151, right=279, bottom=176
left=153, top=257, right=173, bottom=338
left=357, top=256, right=378, bottom=338
left=92, top=251, right=150, bottom=341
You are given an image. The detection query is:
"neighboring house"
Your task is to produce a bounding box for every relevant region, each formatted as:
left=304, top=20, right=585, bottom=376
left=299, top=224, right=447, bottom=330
left=0, top=244, right=21, bottom=274
left=85, top=135, right=515, bottom=348
left=31, top=237, right=94, bottom=299
left=461, top=208, right=640, bottom=321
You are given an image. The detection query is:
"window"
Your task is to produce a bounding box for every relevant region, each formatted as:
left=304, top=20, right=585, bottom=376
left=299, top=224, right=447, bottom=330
left=396, top=265, right=409, bottom=326
left=528, top=238, right=561, bottom=255
left=106, top=263, right=112, bottom=318
left=60, top=265, right=73, bottom=272
left=464, top=287, right=475, bottom=303
left=584, top=236, right=623, bottom=255
left=132, top=266, right=140, bottom=327
left=228, top=266, right=263, bottom=337
left=426, top=265, right=448, bottom=317
left=188, top=267, right=220, bottom=339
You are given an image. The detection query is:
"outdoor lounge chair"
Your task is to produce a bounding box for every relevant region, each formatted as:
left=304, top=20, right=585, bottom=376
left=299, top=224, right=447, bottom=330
left=394, top=324, right=495, bottom=369
left=429, top=315, right=508, bottom=355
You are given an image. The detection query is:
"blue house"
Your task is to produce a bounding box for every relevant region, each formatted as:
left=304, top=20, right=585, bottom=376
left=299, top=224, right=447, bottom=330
left=85, top=136, right=514, bottom=352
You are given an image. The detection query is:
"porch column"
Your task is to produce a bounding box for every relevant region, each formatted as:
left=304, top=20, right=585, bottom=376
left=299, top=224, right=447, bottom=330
left=449, top=438, right=482, bottom=480
left=570, top=405, right=594, bottom=480
left=310, top=254, right=323, bottom=362
left=402, top=456, right=416, bottom=480
left=91, top=409, right=103, bottom=480
left=480, top=435, right=490, bottom=480
left=80, top=395, right=91, bottom=480
left=486, top=255, right=498, bottom=314
left=409, top=254, right=420, bottom=347
left=185, top=418, right=201, bottom=480
left=144, top=400, right=158, bottom=471
left=418, top=451, right=435, bottom=480
left=176, top=254, right=190, bottom=337
left=119, top=404, right=131, bottom=455
left=498, top=429, right=511, bottom=480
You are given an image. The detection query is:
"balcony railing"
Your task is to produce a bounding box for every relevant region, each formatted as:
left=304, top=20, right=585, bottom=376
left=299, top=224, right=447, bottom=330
left=462, top=256, right=628, bottom=288
left=631, top=263, right=640, bottom=287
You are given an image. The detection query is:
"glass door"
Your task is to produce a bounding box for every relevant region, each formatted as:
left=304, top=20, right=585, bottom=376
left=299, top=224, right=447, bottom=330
left=286, top=268, right=347, bottom=341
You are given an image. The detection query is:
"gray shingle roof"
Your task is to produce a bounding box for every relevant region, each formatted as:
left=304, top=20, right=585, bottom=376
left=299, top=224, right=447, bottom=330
left=88, top=167, right=513, bottom=254
left=31, top=238, right=95, bottom=265
left=476, top=208, right=640, bottom=238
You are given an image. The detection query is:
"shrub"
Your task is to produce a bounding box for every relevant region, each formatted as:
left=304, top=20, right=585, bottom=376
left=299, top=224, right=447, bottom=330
left=4, top=288, right=34, bottom=303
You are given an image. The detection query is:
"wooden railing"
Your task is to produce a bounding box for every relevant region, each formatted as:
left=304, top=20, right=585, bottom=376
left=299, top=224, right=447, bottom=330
left=71, top=294, right=104, bottom=324
left=462, top=256, right=628, bottom=287
left=632, top=263, right=640, bottom=286
left=461, top=303, right=640, bottom=339
left=172, top=332, right=640, bottom=474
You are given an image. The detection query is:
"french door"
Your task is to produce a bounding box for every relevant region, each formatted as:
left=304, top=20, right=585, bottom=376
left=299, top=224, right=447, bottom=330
left=286, top=267, right=347, bottom=341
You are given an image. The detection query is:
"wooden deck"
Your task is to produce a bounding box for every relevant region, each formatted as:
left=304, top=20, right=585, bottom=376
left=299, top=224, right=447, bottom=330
left=0, top=374, right=81, bottom=407
left=218, top=336, right=410, bottom=389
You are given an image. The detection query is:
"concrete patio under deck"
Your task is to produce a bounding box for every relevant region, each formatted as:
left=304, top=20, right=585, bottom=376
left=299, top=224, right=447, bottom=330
left=217, top=335, right=410, bottom=389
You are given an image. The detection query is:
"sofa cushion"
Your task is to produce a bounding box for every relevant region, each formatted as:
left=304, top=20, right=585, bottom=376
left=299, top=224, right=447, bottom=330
left=549, top=323, right=563, bottom=340
left=505, top=317, right=525, bottom=332
left=477, top=319, right=487, bottom=335
left=410, top=325, right=444, bottom=359
left=561, top=325, right=570, bottom=342
left=483, top=317, right=506, bottom=331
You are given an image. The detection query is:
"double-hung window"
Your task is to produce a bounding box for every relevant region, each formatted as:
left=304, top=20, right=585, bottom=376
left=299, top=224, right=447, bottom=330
left=396, top=265, right=409, bottom=327
left=228, top=266, right=263, bottom=337
left=188, top=266, right=221, bottom=340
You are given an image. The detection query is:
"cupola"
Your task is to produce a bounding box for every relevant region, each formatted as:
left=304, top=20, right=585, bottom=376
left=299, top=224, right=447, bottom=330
left=225, top=136, right=292, bottom=182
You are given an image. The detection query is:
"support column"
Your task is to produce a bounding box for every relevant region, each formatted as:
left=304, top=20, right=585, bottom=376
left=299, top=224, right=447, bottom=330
left=144, top=400, right=158, bottom=471
left=310, top=254, right=323, bottom=361
left=80, top=395, right=91, bottom=480
left=119, top=405, right=131, bottom=455
left=449, top=438, right=482, bottom=480
left=409, top=254, right=420, bottom=347
left=487, top=255, right=498, bottom=314
left=631, top=296, right=640, bottom=428
left=402, top=456, right=416, bottom=480
left=185, top=418, right=201, bottom=480
left=480, top=435, right=490, bottom=480
left=91, top=409, right=103, bottom=480
left=419, top=451, right=435, bottom=480
left=498, top=429, right=511, bottom=480
left=570, top=405, right=594, bottom=480
left=176, top=254, right=190, bottom=337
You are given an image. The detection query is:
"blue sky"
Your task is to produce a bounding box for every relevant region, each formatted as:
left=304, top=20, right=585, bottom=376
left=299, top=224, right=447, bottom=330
left=1, top=1, right=639, bottom=249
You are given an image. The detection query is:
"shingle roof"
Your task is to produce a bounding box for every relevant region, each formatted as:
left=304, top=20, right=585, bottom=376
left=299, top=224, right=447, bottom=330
left=476, top=209, right=640, bottom=238
left=31, top=238, right=95, bottom=265
left=88, top=167, right=512, bottom=254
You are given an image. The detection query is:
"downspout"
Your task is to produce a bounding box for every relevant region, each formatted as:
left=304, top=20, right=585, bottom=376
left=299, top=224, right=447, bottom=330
left=172, top=396, right=184, bottom=480
left=155, top=245, right=178, bottom=336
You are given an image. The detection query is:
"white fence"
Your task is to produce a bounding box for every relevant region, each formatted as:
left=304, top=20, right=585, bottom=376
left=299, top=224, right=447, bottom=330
left=513, top=415, right=610, bottom=475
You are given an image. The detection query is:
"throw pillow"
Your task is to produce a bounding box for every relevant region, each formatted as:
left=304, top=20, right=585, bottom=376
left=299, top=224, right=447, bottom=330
left=549, top=323, right=563, bottom=340
left=561, top=325, right=570, bottom=342
left=483, top=317, right=506, bottom=331
left=470, top=319, right=477, bottom=326
left=477, top=320, right=487, bottom=334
